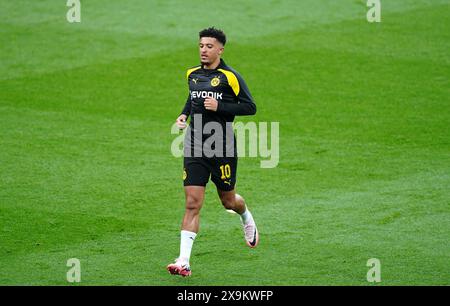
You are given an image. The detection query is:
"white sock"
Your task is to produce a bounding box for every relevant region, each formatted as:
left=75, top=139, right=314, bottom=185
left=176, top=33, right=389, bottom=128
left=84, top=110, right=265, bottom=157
left=240, top=208, right=253, bottom=225
left=179, top=230, right=197, bottom=265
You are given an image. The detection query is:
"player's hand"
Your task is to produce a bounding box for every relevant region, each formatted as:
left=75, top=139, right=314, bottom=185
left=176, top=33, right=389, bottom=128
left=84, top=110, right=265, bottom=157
left=204, top=97, right=218, bottom=112
left=176, top=114, right=188, bottom=129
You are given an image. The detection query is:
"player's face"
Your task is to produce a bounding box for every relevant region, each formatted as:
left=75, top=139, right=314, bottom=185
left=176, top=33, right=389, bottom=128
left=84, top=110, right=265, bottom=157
left=199, top=37, right=223, bottom=65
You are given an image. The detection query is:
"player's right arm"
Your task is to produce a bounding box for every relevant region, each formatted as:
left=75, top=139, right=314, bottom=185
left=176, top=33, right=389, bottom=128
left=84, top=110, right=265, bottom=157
left=178, top=66, right=200, bottom=129
left=176, top=94, right=190, bottom=129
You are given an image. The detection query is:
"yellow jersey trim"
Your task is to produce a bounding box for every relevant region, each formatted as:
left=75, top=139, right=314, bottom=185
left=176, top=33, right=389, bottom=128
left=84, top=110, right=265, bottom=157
left=186, top=66, right=201, bottom=80
left=218, top=69, right=240, bottom=96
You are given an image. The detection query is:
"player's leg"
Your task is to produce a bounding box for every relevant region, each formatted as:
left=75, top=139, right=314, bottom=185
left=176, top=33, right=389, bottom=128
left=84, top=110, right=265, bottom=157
left=217, top=188, right=245, bottom=214
left=168, top=186, right=205, bottom=277
left=217, top=189, right=259, bottom=248
left=211, top=156, right=259, bottom=248
left=181, top=185, right=205, bottom=233
left=167, top=158, right=209, bottom=277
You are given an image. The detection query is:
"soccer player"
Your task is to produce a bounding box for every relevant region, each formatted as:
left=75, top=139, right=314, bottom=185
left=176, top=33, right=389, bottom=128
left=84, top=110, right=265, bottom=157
left=167, top=27, right=259, bottom=277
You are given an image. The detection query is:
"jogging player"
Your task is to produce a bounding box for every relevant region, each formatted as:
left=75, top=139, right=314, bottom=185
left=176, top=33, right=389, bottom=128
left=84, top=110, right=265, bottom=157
left=167, top=27, right=259, bottom=277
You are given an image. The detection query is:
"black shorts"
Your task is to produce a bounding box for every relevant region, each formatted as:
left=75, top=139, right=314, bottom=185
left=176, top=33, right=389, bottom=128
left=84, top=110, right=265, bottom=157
left=183, top=156, right=237, bottom=191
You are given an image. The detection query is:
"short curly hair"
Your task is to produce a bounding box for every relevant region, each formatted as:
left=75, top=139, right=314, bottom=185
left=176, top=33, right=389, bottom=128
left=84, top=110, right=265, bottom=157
left=199, top=27, right=226, bottom=46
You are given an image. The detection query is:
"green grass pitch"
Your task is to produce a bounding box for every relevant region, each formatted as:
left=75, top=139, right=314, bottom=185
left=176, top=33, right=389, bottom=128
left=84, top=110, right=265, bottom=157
left=0, top=0, right=449, bottom=285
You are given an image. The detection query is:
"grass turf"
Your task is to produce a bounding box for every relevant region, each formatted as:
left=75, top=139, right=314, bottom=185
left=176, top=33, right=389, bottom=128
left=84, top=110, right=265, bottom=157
left=0, top=0, right=449, bottom=285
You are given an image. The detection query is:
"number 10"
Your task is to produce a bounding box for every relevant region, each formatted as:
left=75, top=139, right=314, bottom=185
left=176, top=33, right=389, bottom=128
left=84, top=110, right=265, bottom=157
left=220, top=164, right=231, bottom=179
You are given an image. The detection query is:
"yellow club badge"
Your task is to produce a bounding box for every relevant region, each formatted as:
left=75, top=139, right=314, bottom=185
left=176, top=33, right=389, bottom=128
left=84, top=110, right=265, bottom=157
left=183, top=169, right=187, bottom=180
left=210, top=77, right=220, bottom=87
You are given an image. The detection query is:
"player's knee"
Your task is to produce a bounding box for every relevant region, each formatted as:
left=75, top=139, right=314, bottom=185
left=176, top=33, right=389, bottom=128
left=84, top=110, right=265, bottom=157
left=235, top=193, right=245, bottom=205
left=220, top=196, right=235, bottom=210
left=185, top=195, right=202, bottom=211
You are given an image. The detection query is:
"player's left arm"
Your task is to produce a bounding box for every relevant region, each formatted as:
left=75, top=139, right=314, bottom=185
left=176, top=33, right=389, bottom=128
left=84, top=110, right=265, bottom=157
left=216, top=72, right=257, bottom=116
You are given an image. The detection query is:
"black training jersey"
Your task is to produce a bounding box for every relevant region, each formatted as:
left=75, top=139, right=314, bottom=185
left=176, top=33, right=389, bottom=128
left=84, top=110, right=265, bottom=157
left=180, top=59, right=256, bottom=157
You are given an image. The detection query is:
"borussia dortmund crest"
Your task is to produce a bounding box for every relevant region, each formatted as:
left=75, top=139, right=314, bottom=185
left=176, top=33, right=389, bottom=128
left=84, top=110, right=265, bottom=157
left=183, top=169, right=187, bottom=180
left=210, top=77, right=220, bottom=87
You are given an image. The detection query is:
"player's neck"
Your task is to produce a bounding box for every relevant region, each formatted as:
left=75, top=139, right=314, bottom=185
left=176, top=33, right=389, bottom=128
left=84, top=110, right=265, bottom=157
left=203, top=58, right=221, bottom=70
